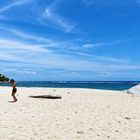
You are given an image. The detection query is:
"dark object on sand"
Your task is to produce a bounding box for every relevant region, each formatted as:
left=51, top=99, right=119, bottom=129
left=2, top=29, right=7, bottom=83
left=29, top=95, right=62, bottom=99
left=125, top=117, right=131, bottom=120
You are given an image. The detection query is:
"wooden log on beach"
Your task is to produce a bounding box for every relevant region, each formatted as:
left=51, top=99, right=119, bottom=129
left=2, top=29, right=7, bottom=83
left=29, top=95, right=62, bottom=99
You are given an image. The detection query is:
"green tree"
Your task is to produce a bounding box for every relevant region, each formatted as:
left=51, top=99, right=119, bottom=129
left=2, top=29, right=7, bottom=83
left=0, top=74, right=10, bottom=82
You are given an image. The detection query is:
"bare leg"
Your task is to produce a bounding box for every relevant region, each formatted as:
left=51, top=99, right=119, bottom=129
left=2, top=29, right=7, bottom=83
left=12, top=92, right=17, bottom=102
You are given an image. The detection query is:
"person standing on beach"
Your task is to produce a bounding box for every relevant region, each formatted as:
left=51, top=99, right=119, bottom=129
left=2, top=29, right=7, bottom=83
left=9, top=79, right=17, bottom=102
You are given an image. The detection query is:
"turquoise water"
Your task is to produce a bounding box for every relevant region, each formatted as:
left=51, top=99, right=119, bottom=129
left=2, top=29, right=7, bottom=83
left=1, top=81, right=139, bottom=91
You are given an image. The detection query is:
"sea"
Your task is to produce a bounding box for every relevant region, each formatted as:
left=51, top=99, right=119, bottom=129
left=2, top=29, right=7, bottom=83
left=0, top=81, right=139, bottom=91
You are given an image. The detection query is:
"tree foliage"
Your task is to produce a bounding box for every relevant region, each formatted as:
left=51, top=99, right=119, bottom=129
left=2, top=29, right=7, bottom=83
left=0, top=74, right=10, bottom=82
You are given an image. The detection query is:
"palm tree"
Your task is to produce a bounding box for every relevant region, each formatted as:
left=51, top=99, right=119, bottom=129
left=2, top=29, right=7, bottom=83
left=0, top=74, right=10, bottom=82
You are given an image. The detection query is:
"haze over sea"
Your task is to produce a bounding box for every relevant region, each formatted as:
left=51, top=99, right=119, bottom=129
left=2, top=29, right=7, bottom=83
left=1, top=81, right=139, bottom=91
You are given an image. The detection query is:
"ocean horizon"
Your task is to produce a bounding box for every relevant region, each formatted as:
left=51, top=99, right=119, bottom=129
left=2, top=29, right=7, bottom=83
left=1, top=81, right=139, bottom=91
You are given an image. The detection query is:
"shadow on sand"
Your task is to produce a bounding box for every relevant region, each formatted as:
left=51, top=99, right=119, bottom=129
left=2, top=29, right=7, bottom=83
left=8, top=100, right=17, bottom=103
left=28, top=95, right=62, bottom=99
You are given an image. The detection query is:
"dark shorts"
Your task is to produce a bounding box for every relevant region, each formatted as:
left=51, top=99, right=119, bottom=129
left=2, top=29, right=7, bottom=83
left=12, top=88, right=17, bottom=93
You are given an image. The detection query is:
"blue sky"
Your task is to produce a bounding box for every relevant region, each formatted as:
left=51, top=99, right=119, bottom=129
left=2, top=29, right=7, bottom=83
left=0, top=0, right=140, bottom=81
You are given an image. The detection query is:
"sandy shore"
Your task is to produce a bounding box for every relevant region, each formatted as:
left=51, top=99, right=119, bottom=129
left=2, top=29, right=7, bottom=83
left=0, top=87, right=140, bottom=140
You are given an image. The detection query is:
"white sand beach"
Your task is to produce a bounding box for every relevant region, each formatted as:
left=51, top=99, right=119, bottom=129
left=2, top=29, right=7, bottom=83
left=0, top=87, right=140, bottom=140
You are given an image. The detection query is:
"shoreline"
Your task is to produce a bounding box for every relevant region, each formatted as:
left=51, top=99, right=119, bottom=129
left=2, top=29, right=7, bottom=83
left=0, top=86, right=130, bottom=92
left=1, top=81, right=137, bottom=91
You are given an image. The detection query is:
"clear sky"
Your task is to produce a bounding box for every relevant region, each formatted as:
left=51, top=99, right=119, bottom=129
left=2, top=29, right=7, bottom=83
left=0, top=0, right=140, bottom=81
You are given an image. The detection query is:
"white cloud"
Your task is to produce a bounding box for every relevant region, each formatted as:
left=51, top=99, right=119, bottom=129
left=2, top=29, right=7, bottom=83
left=82, top=44, right=96, bottom=48
left=0, top=15, right=8, bottom=20
left=0, top=26, right=133, bottom=67
left=0, top=51, right=25, bottom=62
left=0, top=26, right=63, bottom=48
left=0, top=26, right=132, bottom=65
left=0, top=0, right=33, bottom=13
left=24, top=71, right=37, bottom=75
left=0, top=26, right=138, bottom=79
left=82, top=40, right=126, bottom=48
left=1, top=39, right=140, bottom=79
left=5, top=68, right=38, bottom=75
left=0, top=39, right=49, bottom=52
left=38, top=3, right=76, bottom=32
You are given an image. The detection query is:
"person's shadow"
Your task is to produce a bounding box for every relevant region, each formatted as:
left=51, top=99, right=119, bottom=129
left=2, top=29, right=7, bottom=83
left=8, top=101, right=17, bottom=103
